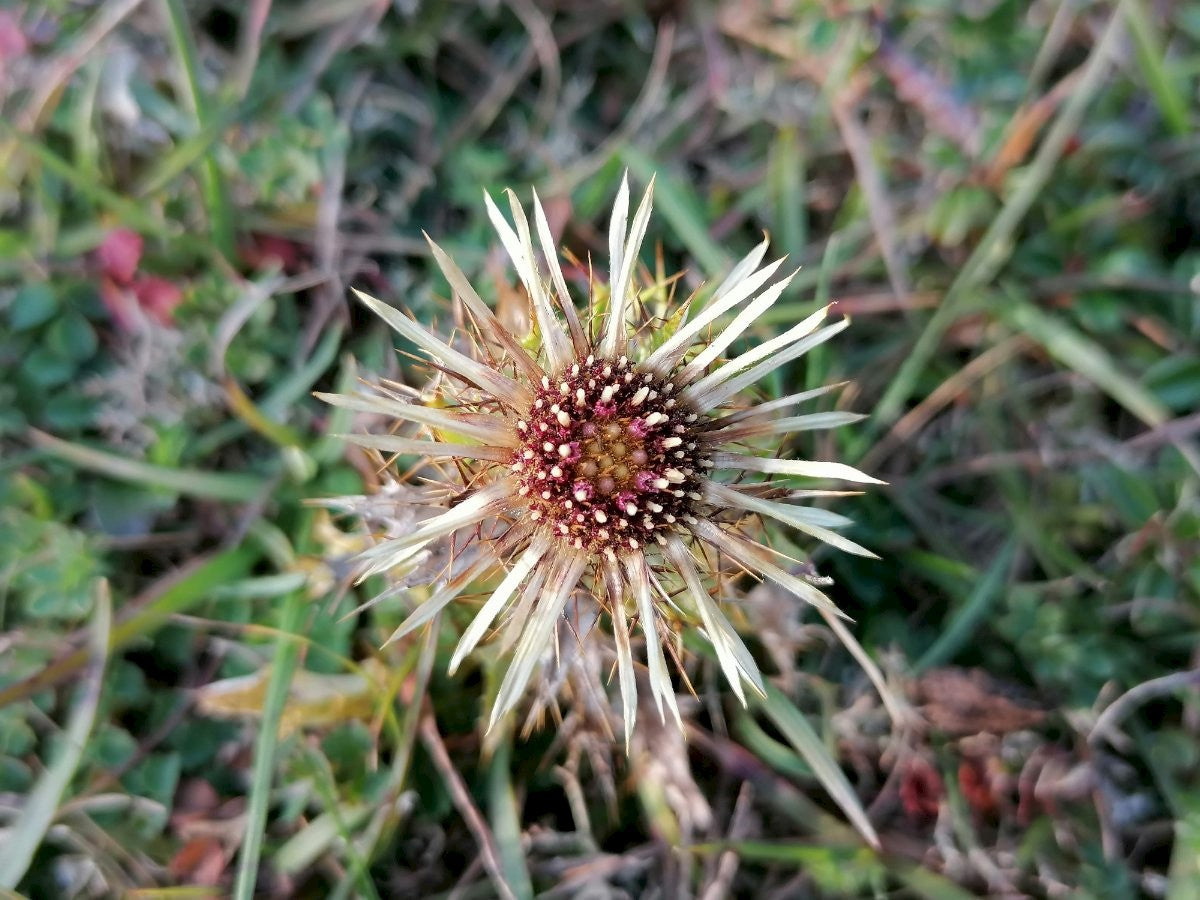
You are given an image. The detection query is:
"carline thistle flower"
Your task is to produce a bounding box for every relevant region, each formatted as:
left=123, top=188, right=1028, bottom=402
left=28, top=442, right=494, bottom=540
left=319, top=175, right=882, bottom=747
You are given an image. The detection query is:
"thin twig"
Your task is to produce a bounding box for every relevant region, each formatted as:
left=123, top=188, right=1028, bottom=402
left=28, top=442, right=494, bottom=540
left=911, top=411, right=1200, bottom=487
left=18, top=0, right=147, bottom=130
left=419, top=713, right=518, bottom=900
left=228, top=0, right=273, bottom=100
left=699, top=781, right=755, bottom=900
left=860, top=335, right=1033, bottom=472
left=831, top=89, right=911, bottom=304
left=548, top=20, right=676, bottom=195
left=505, top=0, right=561, bottom=138
left=1090, top=669, right=1200, bottom=749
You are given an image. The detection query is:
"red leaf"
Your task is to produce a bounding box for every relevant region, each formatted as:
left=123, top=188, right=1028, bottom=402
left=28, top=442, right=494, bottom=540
left=97, top=228, right=143, bottom=284
left=133, top=276, right=184, bottom=325
left=899, top=756, right=943, bottom=820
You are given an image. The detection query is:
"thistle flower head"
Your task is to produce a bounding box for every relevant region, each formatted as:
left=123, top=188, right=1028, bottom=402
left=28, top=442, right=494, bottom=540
left=320, top=174, right=882, bottom=747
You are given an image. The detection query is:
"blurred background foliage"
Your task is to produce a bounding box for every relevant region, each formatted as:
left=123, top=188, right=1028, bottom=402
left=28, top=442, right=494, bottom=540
left=0, top=0, right=1198, bottom=896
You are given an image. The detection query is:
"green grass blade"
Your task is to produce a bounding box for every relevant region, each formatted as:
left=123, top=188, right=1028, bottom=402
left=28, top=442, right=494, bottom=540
left=160, top=0, right=234, bottom=257
left=1, top=124, right=169, bottom=237
left=770, top=126, right=807, bottom=255
left=0, top=580, right=111, bottom=889
left=488, top=735, right=534, bottom=900
left=1123, top=0, right=1190, bottom=137
left=232, top=591, right=307, bottom=900
left=870, top=2, right=1131, bottom=431
left=618, top=145, right=732, bottom=277
left=1167, top=806, right=1200, bottom=900
left=274, top=803, right=372, bottom=875
left=1003, top=299, right=1168, bottom=427
left=29, top=429, right=269, bottom=502
left=916, top=538, right=1017, bottom=673
left=755, top=683, right=880, bottom=849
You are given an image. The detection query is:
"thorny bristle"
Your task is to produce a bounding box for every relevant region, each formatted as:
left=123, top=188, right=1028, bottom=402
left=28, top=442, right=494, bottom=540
left=322, top=174, right=884, bottom=748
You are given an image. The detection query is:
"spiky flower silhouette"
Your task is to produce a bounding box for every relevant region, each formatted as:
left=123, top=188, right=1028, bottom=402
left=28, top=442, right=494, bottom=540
left=319, top=175, right=881, bottom=745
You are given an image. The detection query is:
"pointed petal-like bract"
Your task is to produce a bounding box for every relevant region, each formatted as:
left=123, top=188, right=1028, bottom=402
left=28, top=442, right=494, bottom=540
left=710, top=453, right=885, bottom=485
left=489, top=552, right=587, bottom=730
left=485, top=191, right=573, bottom=374
left=599, top=177, right=655, bottom=360
left=678, top=266, right=801, bottom=383
left=531, top=187, right=588, bottom=355
left=692, top=520, right=850, bottom=621
left=449, top=537, right=550, bottom=673
left=424, top=233, right=543, bottom=383
left=704, top=480, right=879, bottom=558
left=353, top=289, right=532, bottom=407
left=664, top=536, right=765, bottom=703
left=708, top=411, right=866, bottom=444
left=315, top=391, right=515, bottom=446
left=608, top=172, right=630, bottom=304
left=623, top=554, right=682, bottom=727
left=645, top=250, right=786, bottom=373
left=355, top=481, right=512, bottom=580
left=602, top=557, right=637, bottom=749
left=705, top=383, right=848, bottom=431
left=380, top=548, right=501, bottom=646
left=335, top=433, right=511, bottom=462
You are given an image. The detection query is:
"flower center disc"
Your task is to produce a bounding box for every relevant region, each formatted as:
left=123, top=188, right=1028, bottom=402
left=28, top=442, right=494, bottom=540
left=513, top=355, right=708, bottom=553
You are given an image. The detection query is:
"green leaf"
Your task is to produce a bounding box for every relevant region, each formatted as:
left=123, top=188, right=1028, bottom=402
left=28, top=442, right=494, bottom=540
left=44, top=311, right=98, bottom=362
left=123, top=752, right=182, bottom=812
left=22, top=347, right=76, bottom=388
left=8, top=284, right=59, bottom=331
